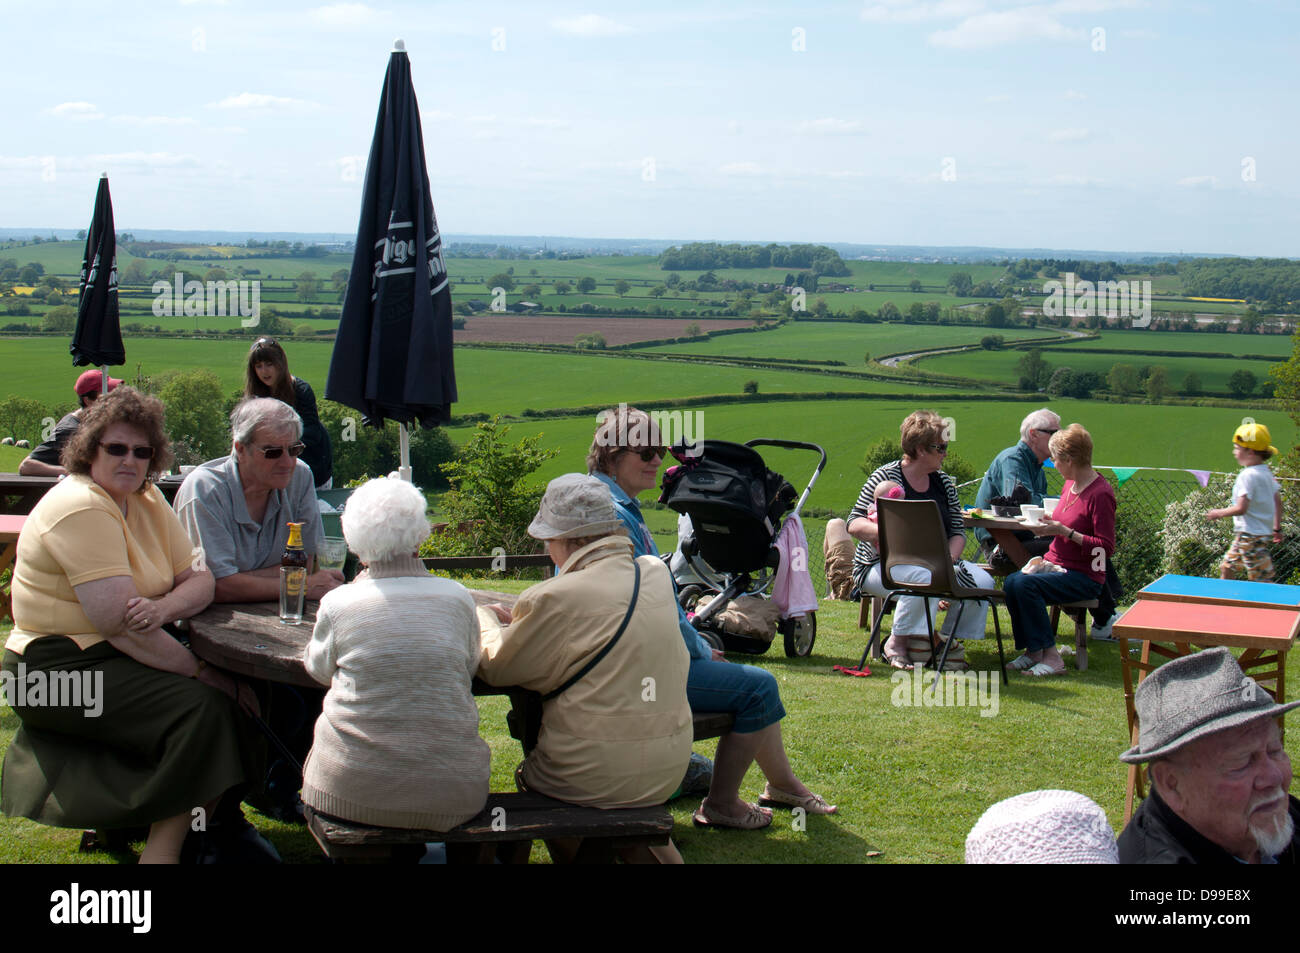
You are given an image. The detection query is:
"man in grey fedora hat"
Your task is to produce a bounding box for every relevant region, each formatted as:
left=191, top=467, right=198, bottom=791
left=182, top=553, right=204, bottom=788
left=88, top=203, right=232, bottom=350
left=1118, top=647, right=1300, bottom=864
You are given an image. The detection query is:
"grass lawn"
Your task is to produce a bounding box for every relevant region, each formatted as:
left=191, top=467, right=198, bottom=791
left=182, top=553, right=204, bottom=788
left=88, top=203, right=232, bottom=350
left=1058, top=329, right=1293, bottom=357
left=5, top=587, right=1296, bottom=864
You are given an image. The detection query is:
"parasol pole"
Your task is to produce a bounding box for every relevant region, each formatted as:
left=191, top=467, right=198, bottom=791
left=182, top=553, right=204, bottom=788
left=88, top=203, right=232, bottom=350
left=399, top=423, right=412, bottom=482
left=98, top=172, right=110, bottom=398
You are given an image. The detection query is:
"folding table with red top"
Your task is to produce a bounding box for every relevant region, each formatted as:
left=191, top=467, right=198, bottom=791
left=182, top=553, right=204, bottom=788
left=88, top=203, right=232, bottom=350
left=1114, top=575, right=1300, bottom=822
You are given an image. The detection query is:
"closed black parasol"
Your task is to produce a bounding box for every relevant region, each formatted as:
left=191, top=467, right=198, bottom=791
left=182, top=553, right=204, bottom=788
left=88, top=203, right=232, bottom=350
left=327, top=40, right=456, bottom=478
left=69, top=173, right=124, bottom=376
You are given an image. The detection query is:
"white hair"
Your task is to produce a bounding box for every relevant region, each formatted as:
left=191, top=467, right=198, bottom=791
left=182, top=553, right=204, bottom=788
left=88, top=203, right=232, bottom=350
left=230, top=397, right=302, bottom=449
left=341, top=477, right=431, bottom=563
left=1020, top=408, right=1061, bottom=442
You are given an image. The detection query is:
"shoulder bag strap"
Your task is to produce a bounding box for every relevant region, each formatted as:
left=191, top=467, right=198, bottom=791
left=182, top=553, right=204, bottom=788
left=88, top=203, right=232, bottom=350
left=541, top=559, right=642, bottom=702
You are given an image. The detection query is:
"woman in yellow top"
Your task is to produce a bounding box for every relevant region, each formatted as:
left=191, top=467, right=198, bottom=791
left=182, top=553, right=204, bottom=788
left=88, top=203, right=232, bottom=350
left=1, top=387, right=263, bottom=863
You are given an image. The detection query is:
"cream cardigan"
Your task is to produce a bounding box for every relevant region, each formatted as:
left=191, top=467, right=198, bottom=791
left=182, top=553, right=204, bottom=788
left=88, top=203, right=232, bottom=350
left=302, top=556, right=490, bottom=830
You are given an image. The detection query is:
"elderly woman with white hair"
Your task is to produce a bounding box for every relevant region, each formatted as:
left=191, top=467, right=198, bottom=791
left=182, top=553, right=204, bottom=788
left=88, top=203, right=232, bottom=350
left=301, top=477, right=489, bottom=830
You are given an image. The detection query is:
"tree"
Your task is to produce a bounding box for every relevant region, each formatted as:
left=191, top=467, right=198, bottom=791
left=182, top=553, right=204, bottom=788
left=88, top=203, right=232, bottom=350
left=649, top=284, right=667, bottom=298
left=1016, top=348, right=1051, bottom=389
left=576, top=277, right=597, bottom=294
left=433, top=416, right=559, bottom=556
left=1229, top=369, right=1257, bottom=398
left=295, top=271, right=319, bottom=302
left=574, top=333, right=606, bottom=349
left=685, top=322, right=702, bottom=338
left=743, top=380, right=759, bottom=395
left=1108, top=363, right=1140, bottom=395
left=522, top=283, right=541, bottom=299
left=878, top=301, right=900, bottom=321
left=43, top=305, right=76, bottom=332
left=331, top=268, right=350, bottom=293
left=1145, top=365, right=1171, bottom=401
left=908, top=278, right=922, bottom=293
left=156, top=369, right=229, bottom=463
left=553, top=281, right=571, bottom=295
left=487, top=273, right=515, bottom=293
left=984, top=303, right=1007, bottom=327
left=1182, top=372, right=1203, bottom=397
left=946, top=272, right=973, bottom=297
left=614, top=279, right=630, bottom=297
left=980, top=334, right=1004, bottom=350
left=0, top=396, right=46, bottom=442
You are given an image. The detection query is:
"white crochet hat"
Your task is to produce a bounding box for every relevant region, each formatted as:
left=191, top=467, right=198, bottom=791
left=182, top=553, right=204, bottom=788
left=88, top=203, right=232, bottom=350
left=528, top=473, right=624, bottom=540
left=965, top=790, right=1119, bottom=864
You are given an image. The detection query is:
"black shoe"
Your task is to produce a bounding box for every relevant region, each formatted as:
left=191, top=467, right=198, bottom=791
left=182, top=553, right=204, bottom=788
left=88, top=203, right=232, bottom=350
left=185, top=816, right=282, bottom=864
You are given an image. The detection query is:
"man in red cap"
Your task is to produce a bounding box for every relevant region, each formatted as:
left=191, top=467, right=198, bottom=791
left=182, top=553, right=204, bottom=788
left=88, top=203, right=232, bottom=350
left=18, top=369, right=122, bottom=476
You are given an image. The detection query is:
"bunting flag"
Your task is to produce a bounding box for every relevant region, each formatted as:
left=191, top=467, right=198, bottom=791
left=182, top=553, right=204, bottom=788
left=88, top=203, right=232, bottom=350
left=1112, top=467, right=1140, bottom=487
left=1187, top=469, right=1212, bottom=488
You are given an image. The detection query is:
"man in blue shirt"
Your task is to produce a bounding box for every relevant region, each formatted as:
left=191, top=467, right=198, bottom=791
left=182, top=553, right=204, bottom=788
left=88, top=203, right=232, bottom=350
left=973, top=408, right=1059, bottom=575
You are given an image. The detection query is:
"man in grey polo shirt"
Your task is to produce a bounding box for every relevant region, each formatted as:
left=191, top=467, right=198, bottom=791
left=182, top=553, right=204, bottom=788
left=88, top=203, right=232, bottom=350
left=175, top=397, right=343, bottom=603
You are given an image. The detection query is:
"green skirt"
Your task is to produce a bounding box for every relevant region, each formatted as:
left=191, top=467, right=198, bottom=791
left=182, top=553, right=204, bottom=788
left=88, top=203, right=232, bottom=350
left=1, top=637, right=264, bottom=829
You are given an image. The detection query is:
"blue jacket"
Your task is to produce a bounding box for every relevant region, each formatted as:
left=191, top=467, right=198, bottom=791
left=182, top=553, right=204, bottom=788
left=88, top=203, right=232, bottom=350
left=973, top=440, right=1047, bottom=545
left=590, top=471, right=713, bottom=660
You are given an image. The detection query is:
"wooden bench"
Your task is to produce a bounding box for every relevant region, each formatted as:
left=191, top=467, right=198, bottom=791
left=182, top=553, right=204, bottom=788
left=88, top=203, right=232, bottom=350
left=305, top=792, right=673, bottom=864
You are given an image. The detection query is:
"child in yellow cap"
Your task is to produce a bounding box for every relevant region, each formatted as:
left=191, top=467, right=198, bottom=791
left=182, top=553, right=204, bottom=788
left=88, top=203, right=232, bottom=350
left=1206, top=421, right=1282, bottom=581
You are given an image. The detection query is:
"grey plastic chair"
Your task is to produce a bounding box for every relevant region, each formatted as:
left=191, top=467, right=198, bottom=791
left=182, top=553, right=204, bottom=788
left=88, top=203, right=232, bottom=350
left=874, top=498, right=1008, bottom=688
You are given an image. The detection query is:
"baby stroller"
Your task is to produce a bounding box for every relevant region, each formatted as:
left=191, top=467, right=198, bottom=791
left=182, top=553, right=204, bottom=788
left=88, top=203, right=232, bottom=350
left=660, top=439, right=827, bottom=658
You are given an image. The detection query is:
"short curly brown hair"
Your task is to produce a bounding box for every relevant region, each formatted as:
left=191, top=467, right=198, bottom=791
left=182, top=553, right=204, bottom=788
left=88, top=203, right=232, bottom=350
left=62, top=385, right=174, bottom=490
left=899, top=409, right=948, bottom=460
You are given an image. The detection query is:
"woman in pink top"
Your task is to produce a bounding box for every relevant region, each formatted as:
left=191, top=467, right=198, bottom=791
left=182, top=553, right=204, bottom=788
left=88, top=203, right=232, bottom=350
left=1002, top=424, right=1115, bottom=676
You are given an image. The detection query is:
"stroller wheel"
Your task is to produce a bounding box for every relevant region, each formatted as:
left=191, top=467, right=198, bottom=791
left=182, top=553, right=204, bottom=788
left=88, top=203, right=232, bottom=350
left=698, top=629, right=725, bottom=652
left=780, top=612, right=817, bottom=658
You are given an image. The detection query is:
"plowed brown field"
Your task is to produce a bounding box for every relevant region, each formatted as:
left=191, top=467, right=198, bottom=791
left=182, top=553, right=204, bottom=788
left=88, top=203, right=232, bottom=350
left=453, top=315, right=755, bottom=346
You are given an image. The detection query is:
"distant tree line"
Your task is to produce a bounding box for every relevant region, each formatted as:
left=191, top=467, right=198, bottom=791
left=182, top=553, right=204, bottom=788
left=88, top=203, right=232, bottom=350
left=1175, top=258, right=1300, bottom=310
left=659, top=242, right=850, bottom=276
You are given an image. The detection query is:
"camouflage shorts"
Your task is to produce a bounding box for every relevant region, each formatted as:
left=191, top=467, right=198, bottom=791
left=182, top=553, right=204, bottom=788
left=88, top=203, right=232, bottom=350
left=1222, top=533, right=1275, bottom=582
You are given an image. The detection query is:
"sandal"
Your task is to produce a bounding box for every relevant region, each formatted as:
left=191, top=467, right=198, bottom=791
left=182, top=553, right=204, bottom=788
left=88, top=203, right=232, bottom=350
left=1023, top=662, right=1065, bottom=677
left=692, top=800, right=773, bottom=830
left=885, top=653, right=912, bottom=671
left=1005, top=654, right=1036, bottom=671
left=906, top=635, right=935, bottom=667
left=758, top=784, right=838, bottom=815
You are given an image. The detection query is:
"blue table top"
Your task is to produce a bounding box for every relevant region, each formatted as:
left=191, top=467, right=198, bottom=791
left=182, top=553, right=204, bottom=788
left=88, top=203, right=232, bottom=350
left=1139, top=573, right=1300, bottom=607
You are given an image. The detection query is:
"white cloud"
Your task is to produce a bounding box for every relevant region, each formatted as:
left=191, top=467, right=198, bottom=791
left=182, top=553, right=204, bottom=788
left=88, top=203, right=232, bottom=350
left=111, top=114, right=198, bottom=126
left=208, top=92, right=320, bottom=110
left=49, top=102, right=103, bottom=121
left=1048, top=127, right=1089, bottom=142
left=984, top=93, right=1011, bottom=103
left=310, top=3, right=377, bottom=29
left=797, top=118, right=865, bottom=136
left=552, top=14, right=631, bottom=36
left=524, top=118, right=570, bottom=129
left=930, top=8, right=1083, bottom=48
left=1063, top=89, right=1087, bottom=101
left=719, top=162, right=763, bottom=176
left=88, top=152, right=203, bottom=168
left=725, top=120, right=743, bottom=135
left=1177, top=175, right=1217, bottom=187
left=861, top=0, right=986, bottom=24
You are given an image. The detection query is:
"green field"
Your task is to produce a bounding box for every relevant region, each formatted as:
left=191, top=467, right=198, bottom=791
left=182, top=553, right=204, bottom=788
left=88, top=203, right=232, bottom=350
left=919, top=347, right=1281, bottom=395
left=1053, top=329, right=1292, bottom=357
left=644, top=322, right=1060, bottom=360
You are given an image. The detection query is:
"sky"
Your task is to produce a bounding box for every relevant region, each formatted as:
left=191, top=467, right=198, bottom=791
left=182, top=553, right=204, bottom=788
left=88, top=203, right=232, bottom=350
left=2, top=0, right=1298, bottom=256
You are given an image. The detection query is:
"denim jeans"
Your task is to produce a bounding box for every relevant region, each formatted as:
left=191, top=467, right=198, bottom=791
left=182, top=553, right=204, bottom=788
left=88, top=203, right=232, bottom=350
left=687, top=658, right=785, bottom=734
left=1003, top=568, right=1103, bottom=652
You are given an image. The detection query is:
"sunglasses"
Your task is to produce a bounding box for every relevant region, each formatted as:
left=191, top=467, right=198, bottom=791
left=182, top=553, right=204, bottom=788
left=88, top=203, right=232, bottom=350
left=100, top=442, right=154, bottom=460
left=253, top=337, right=279, bottom=348
left=623, top=446, right=666, bottom=462
left=928, top=443, right=949, bottom=454
left=255, top=442, right=306, bottom=460
left=1035, top=428, right=1059, bottom=437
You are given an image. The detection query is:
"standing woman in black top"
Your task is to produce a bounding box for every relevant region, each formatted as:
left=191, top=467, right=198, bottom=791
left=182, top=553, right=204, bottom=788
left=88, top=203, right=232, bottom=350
left=244, top=337, right=334, bottom=489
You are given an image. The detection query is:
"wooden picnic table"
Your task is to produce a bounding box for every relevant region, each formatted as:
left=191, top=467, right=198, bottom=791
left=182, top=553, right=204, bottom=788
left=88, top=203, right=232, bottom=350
left=961, top=511, right=1034, bottom=569
left=0, top=472, right=183, bottom=515
left=182, top=593, right=735, bottom=743
left=1114, top=588, right=1300, bottom=823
